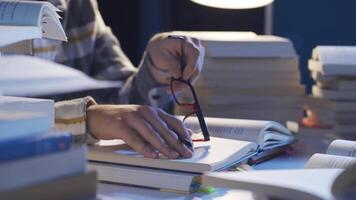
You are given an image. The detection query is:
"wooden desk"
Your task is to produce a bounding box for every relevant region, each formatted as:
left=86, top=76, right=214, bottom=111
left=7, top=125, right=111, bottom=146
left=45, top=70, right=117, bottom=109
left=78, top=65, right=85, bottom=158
left=97, top=132, right=334, bottom=200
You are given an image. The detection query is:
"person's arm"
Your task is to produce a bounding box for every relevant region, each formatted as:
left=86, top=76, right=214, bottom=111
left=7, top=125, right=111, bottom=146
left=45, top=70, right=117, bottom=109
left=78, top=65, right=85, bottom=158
left=87, top=0, right=172, bottom=110
left=53, top=0, right=204, bottom=159
left=54, top=96, right=193, bottom=159
left=88, top=0, right=204, bottom=111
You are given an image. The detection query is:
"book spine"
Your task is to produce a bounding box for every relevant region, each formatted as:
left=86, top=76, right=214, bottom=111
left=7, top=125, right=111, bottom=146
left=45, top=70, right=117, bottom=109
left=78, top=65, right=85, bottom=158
left=0, top=146, right=86, bottom=192
left=0, top=171, right=97, bottom=200
left=0, top=133, right=72, bottom=162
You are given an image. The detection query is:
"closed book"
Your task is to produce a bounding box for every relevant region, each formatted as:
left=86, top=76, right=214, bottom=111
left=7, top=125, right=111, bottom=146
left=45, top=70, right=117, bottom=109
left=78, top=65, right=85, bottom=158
left=173, top=31, right=297, bottom=58
left=0, top=146, right=86, bottom=192
left=0, top=96, right=54, bottom=126
left=310, top=46, right=356, bottom=75
left=0, top=132, right=72, bottom=162
left=88, top=162, right=199, bottom=193
left=0, top=171, right=97, bottom=200
left=305, top=96, right=356, bottom=112
left=89, top=137, right=257, bottom=173
left=312, top=86, right=356, bottom=100
left=202, top=57, right=299, bottom=73
left=0, top=112, right=52, bottom=142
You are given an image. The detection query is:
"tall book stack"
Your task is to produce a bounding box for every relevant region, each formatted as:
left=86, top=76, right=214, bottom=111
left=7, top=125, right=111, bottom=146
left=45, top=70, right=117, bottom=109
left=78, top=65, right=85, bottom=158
left=0, top=96, right=97, bottom=200
left=305, top=46, right=356, bottom=139
left=174, top=32, right=304, bottom=124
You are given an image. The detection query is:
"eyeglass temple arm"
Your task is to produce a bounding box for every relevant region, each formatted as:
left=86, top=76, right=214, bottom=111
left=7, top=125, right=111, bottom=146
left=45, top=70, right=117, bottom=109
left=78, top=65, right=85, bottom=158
left=193, top=93, right=210, bottom=141
left=187, top=81, right=210, bottom=141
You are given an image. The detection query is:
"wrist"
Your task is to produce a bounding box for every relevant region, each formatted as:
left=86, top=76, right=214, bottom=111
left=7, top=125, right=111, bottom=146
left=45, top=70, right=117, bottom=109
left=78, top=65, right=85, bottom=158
left=85, top=100, right=100, bottom=144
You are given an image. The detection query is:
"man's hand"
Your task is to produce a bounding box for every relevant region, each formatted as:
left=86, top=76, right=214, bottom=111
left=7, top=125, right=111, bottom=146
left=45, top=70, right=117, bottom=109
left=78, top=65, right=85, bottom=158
left=146, top=33, right=205, bottom=92
left=87, top=104, right=193, bottom=159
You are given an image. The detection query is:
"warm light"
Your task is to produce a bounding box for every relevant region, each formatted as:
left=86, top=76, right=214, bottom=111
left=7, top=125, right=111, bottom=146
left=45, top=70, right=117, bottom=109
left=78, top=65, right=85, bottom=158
left=190, top=0, right=274, bottom=9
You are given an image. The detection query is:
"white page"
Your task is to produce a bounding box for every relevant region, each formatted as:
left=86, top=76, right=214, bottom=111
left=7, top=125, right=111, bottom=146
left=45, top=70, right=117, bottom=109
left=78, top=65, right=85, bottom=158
left=305, top=153, right=356, bottom=169
left=182, top=116, right=293, bottom=148
left=203, top=169, right=342, bottom=200
left=314, top=46, right=356, bottom=66
left=182, top=116, right=266, bottom=143
left=90, top=137, right=257, bottom=173
left=0, top=55, right=122, bottom=96
left=327, top=140, right=356, bottom=157
left=0, top=1, right=67, bottom=46
left=0, top=26, right=41, bottom=47
left=0, top=1, right=42, bottom=26
left=41, top=16, right=67, bottom=41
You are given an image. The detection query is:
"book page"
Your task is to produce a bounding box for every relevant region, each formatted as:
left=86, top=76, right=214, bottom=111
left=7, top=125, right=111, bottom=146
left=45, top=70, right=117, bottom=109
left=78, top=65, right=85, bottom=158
left=332, top=162, right=356, bottom=200
left=203, top=169, right=342, bottom=200
left=314, top=46, right=356, bottom=66
left=0, top=55, right=122, bottom=96
left=182, top=116, right=266, bottom=144
left=89, top=137, right=257, bottom=173
left=327, top=140, right=356, bottom=157
left=181, top=116, right=293, bottom=149
left=41, top=16, right=67, bottom=41
left=0, top=1, right=42, bottom=26
left=305, top=153, right=356, bottom=169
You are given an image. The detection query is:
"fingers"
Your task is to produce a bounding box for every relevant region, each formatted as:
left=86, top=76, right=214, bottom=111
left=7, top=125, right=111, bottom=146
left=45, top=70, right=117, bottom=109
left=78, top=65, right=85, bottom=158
left=120, top=127, right=159, bottom=159
left=157, top=109, right=192, bottom=145
left=140, top=108, right=193, bottom=158
left=146, top=34, right=204, bottom=85
left=147, top=47, right=181, bottom=83
left=127, top=115, right=180, bottom=159
left=182, top=37, right=204, bottom=81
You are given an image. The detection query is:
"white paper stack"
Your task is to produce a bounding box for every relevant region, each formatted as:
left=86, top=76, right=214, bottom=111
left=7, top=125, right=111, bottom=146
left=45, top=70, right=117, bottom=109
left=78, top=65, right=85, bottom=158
left=174, top=32, right=304, bottom=124
left=0, top=55, right=122, bottom=97
left=306, top=46, right=356, bottom=139
left=0, top=0, right=67, bottom=48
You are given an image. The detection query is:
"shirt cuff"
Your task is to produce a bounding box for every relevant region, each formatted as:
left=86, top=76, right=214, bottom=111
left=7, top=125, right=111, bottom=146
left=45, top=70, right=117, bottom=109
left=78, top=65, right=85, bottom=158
left=54, top=96, right=98, bottom=144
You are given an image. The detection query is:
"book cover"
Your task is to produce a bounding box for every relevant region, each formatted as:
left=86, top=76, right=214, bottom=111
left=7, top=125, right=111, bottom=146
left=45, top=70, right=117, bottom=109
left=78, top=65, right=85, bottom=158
left=0, top=146, right=86, bottom=192
left=0, top=132, right=72, bottom=162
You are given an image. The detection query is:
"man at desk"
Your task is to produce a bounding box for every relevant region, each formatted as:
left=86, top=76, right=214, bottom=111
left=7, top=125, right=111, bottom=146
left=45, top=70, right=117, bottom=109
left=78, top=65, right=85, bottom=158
left=36, top=0, right=204, bottom=159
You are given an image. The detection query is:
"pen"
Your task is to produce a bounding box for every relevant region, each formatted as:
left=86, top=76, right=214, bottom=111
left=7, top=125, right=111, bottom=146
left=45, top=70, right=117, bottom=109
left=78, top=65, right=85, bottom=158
left=178, top=134, right=193, bottom=149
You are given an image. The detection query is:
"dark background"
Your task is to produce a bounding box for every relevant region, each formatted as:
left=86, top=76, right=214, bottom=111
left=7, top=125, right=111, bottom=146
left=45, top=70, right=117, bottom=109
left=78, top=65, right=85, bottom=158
left=98, top=0, right=356, bottom=90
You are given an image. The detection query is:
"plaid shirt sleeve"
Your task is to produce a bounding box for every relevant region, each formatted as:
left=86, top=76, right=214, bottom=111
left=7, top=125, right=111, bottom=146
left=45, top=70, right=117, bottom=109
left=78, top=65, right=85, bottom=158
left=36, top=0, right=172, bottom=111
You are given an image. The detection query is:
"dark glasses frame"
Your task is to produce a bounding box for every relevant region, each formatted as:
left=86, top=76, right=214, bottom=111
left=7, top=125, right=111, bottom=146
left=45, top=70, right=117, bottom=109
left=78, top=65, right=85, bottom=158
left=168, top=35, right=210, bottom=142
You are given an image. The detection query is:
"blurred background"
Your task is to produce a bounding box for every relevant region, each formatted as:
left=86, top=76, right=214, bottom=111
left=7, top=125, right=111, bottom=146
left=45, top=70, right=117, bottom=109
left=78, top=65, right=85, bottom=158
left=98, top=0, right=356, bottom=91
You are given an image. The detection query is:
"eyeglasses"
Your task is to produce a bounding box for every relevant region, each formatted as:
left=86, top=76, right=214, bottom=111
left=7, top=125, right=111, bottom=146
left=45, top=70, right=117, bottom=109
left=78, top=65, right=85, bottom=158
left=148, top=35, right=210, bottom=142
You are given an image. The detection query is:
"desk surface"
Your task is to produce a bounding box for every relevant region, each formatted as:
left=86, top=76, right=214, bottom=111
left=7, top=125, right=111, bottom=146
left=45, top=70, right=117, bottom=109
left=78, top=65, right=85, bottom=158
left=97, top=132, right=333, bottom=200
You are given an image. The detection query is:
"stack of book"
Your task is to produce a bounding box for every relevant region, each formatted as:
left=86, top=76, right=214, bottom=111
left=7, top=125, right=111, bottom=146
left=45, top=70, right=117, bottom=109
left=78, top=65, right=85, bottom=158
left=174, top=32, right=305, bottom=124
left=0, top=96, right=97, bottom=200
left=305, top=46, right=356, bottom=139
left=88, top=116, right=295, bottom=193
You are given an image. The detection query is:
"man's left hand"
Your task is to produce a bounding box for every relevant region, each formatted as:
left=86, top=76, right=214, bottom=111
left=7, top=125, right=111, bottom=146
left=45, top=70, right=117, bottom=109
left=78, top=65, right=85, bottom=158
left=146, top=32, right=205, bottom=92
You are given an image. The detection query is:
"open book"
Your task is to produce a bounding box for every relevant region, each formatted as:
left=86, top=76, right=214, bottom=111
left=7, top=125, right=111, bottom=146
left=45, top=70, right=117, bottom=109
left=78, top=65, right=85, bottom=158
left=202, top=166, right=356, bottom=200
left=0, top=55, right=122, bottom=96
left=305, top=139, right=356, bottom=169
left=182, top=116, right=295, bottom=151
left=0, top=0, right=67, bottom=47
left=89, top=117, right=294, bottom=172
left=201, top=140, right=356, bottom=200
left=88, top=117, right=294, bottom=192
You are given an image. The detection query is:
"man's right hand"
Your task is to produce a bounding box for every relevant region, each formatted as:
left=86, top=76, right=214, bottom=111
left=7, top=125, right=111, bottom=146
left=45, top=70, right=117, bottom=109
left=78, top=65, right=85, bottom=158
left=87, top=105, right=193, bottom=159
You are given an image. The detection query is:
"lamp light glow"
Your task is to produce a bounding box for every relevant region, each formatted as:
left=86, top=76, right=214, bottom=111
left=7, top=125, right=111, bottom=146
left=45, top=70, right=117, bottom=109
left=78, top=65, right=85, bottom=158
left=190, top=0, right=274, bottom=9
